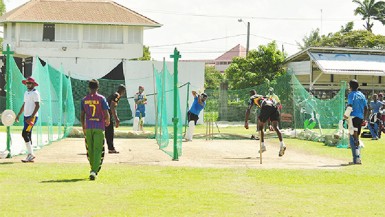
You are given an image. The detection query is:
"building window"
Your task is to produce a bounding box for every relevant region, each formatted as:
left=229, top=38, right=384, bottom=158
left=127, top=27, right=142, bottom=44
left=20, top=23, right=43, bottom=42
left=83, top=25, right=123, bottom=43
left=11, top=23, right=16, bottom=40
left=379, top=76, right=382, bottom=84
left=56, top=24, right=78, bottom=42
left=43, top=24, right=55, bottom=41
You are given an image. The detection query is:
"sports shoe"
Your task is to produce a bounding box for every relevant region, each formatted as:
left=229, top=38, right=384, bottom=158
left=348, top=160, right=362, bottom=165
left=21, top=154, right=35, bottom=163
left=279, top=146, right=286, bottom=157
left=108, top=149, right=119, bottom=154
left=259, top=145, right=266, bottom=154
left=89, top=171, right=97, bottom=181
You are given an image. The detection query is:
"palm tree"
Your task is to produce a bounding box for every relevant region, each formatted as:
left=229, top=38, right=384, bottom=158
left=353, top=0, right=385, bottom=32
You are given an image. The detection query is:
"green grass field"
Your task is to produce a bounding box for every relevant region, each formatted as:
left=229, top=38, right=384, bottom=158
left=1, top=133, right=385, bottom=216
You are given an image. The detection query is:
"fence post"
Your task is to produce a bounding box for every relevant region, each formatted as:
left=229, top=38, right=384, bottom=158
left=219, top=82, right=228, bottom=121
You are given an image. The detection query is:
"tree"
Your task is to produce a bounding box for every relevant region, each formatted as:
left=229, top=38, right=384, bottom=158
left=340, top=21, right=354, bottom=33
left=134, top=45, right=151, bottom=60
left=318, top=30, right=385, bottom=48
left=0, top=0, right=5, bottom=51
left=353, top=0, right=385, bottom=32
left=297, top=28, right=322, bottom=50
left=204, top=65, right=223, bottom=90
left=298, top=21, right=385, bottom=50
left=224, top=41, right=286, bottom=90
left=0, top=0, right=5, bottom=16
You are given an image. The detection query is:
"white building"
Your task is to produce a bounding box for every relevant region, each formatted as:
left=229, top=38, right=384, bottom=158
left=0, top=0, right=206, bottom=125
left=0, top=0, right=161, bottom=79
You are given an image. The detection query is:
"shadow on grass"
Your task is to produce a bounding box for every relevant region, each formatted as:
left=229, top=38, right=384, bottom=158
left=340, top=163, right=362, bottom=167
left=41, top=178, right=88, bottom=183
left=318, top=164, right=344, bottom=168
left=223, top=157, right=256, bottom=160
left=0, top=162, right=14, bottom=165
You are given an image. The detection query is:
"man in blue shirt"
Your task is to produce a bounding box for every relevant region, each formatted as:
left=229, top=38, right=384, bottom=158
left=368, top=93, right=383, bottom=140
left=185, top=91, right=207, bottom=141
left=344, top=79, right=367, bottom=165
left=133, top=86, right=147, bottom=131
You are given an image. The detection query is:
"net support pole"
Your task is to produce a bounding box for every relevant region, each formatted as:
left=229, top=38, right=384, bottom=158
left=152, top=63, right=158, bottom=137
left=170, top=48, right=181, bottom=161
left=184, top=82, right=190, bottom=135
left=259, top=126, right=262, bottom=164
left=3, top=44, right=14, bottom=158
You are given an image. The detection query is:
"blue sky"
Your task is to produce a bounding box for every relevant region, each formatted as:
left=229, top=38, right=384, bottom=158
left=5, top=0, right=385, bottom=60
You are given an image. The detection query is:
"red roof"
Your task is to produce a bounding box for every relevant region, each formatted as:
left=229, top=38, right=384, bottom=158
left=215, top=44, right=246, bottom=61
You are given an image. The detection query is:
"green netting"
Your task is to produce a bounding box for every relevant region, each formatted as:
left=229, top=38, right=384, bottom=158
left=205, top=73, right=294, bottom=125
left=0, top=56, right=75, bottom=156
left=70, top=78, right=132, bottom=125
left=204, top=73, right=348, bottom=146
left=154, top=61, right=183, bottom=158
left=291, top=75, right=348, bottom=147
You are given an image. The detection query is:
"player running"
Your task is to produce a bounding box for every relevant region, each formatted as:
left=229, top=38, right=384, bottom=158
left=244, top=90, right=286, bottom=157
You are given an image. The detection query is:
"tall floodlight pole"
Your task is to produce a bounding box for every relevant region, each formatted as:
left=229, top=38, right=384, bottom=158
left=2, top=44, right=14, bottom=158
left=170, top=48, right=181, bottom=161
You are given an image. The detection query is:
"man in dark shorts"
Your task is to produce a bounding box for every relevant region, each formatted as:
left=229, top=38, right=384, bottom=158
left=343, top=80, right=367, bottom=165
left=185, top=91, right=207, bottom=141
left=244, top=90, right=286, bottom=157
left=105, top=84, right=126, bottom=154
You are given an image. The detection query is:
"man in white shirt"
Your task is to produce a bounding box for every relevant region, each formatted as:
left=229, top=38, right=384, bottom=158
left=15, top=77, right=41, bottom=163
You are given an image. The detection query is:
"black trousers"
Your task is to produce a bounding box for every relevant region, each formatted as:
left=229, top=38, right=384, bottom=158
left=105, top=120, right=115, bottom=150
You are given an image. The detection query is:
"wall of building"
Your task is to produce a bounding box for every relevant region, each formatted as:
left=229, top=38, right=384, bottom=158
left=3, top=22, right=144, bottom=59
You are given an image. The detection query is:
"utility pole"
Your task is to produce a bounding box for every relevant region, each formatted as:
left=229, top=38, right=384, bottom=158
left=238, top=19, right=250, bottom=56
left=246, top=21, right=250, bottom=56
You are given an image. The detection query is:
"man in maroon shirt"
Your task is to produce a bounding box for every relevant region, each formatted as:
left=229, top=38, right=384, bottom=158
left=81, top=79, right=110, bottom=180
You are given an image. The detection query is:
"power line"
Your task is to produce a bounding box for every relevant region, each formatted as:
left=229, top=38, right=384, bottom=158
left=149, top=33, right=298, bottom=49
left=149, top=34, right=244, bottom=48
left=249, top=34, right=297, bottom=46
left=139, top=9, right=357, bottom=22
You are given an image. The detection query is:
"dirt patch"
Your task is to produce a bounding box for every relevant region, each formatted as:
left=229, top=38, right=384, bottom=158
left=1, top=137, right=346, bottom=169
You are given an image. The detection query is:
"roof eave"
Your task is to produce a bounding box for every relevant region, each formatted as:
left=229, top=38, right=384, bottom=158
left=0, top=20, right=162, bottom=28
left=285, top=47, right=385, bottom=64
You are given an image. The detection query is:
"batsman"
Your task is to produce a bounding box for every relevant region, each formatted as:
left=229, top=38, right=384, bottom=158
left=343, top=79, right=367, bottom=165
left=133, top=85, right=147, bottom=131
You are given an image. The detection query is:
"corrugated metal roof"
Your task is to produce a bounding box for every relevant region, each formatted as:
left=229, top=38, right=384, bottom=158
left=0, top=0, right=161, bottom=27
left=309, top=52, right=385, bottom=76
left=284, top=47, right=385, bottom=64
